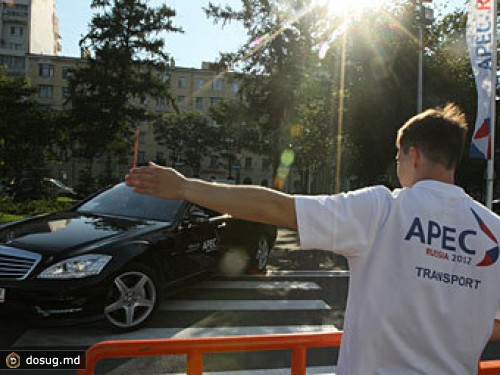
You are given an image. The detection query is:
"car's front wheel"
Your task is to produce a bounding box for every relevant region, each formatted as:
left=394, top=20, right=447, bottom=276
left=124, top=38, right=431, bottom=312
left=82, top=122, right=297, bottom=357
left=248, top=235, right=271, bottom=273
left=104, top=262, right=159, bottom=331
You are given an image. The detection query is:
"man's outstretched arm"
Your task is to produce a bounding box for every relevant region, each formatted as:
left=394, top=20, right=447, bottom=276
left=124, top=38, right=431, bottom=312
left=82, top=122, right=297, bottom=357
left=126, top=162, right=297, bottom=229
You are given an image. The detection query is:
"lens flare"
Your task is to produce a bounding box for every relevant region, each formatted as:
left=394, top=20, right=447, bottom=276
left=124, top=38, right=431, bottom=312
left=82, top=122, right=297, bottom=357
left=250, top=34, right=271, bottom=48
left=273, top=149, right=296, bottom=190
left=318, top=0, right=389, bottom=18
left=281, top=149, right=295, bottom=167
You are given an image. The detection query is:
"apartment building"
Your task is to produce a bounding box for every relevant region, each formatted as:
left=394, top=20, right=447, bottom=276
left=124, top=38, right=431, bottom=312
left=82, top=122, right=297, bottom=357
left=26, top=53, right=83, bottom=109
left=1, top=1, right=272, bottom=186
left=139, top=60, right=273, bottom=187
left=0, top=0, right=60, bottom=76
left=24, top=53, right=273, bottom=186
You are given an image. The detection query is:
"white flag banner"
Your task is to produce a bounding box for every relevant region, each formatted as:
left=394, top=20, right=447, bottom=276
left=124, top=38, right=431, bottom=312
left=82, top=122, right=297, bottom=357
left=467, top=0, right=496, bottom=159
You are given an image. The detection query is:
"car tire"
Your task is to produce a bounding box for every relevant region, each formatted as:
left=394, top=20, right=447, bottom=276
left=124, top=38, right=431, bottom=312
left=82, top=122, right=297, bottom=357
left=103, top=262, right=160, bottom=332
left=247, top=235, right=271, bottom=274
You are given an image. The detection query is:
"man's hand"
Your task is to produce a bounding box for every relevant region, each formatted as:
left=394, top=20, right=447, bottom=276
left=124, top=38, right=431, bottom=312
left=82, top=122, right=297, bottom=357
left=125, top=161, right=186, bottom=200
left=125, top=161, right=297, bottom=229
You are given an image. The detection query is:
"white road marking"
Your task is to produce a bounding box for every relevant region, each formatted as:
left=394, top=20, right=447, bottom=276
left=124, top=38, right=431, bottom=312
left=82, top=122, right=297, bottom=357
left=194, top=281, right=321, bottom=290
left=160, top=299, right=331, bottom=311
left=260, top=270, right=350, bottom=278
left=14, top=325, right=339, bottom=348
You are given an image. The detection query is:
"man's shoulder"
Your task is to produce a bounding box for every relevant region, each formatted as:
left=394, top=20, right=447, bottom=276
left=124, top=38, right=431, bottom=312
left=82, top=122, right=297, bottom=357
left=353, top=185, right=395, bottom=199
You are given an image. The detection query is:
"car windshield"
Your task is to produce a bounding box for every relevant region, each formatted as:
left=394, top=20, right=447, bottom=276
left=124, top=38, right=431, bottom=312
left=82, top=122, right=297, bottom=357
left=76, top=183, right=184, bottom=222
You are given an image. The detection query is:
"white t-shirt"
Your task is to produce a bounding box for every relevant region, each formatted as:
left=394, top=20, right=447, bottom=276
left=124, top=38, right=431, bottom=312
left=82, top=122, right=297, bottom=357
left=295, top=180, right=500, bottom=375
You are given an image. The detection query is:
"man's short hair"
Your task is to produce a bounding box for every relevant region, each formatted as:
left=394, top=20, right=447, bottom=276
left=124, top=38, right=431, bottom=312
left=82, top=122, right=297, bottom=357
left=396, top=103, right=468, bottom=170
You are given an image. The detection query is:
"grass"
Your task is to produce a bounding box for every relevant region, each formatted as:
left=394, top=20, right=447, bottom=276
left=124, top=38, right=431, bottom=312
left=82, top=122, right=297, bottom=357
left=0, top=196, right=78, bottom=224
left=0, top=213, right=24, bottom=224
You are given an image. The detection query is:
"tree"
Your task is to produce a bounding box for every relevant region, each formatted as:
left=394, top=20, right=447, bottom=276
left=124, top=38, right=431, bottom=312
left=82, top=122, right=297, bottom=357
left=0, top=67, right=57, bottom=193
left=209, top=99, right=261, bottom=181
left=153, top=111, right=214, bottom=176
left=68, top=0, right=181, bottom=185
left=205, top=0, right=328, bottom=185
left=339, top=3, right=421, bottom=187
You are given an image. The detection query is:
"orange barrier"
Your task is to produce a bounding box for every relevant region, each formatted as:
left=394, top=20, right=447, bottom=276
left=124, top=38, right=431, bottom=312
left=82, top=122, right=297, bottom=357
left=76, top=331, right=500, bottom=375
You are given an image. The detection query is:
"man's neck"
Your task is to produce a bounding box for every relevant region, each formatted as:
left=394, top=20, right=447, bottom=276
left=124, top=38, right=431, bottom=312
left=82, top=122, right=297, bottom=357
left=413, top=167, right=455, bottom=186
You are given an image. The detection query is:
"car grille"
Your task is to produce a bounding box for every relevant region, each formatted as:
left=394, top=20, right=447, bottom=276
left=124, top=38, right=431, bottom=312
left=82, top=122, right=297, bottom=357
left=0, top=246, right=42, bottom=280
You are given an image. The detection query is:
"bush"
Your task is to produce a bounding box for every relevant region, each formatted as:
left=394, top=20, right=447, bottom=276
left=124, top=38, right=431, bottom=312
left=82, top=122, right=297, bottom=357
left=0, top=194, right=76, bottom=224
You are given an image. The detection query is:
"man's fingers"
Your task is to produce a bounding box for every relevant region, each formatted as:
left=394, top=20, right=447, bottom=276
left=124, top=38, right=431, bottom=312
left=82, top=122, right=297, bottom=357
left=129, top=166, right=157, bottom=175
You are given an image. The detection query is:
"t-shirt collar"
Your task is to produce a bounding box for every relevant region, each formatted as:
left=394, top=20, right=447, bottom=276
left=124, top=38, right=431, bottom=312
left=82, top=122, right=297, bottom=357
left=411, top=179, right=465, bottom=197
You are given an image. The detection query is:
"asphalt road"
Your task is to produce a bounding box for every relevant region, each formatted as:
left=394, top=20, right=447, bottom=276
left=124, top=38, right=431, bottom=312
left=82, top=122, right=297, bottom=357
left=0, top=228, right=499, bottom=374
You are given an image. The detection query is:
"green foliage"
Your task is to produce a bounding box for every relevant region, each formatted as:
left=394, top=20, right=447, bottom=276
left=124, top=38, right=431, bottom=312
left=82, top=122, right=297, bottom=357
left=68, top=0, right=182, bottom=168
left=0, top=68, right=59, bottom=186
left=0, top=195, right=76, bottom=224
left=209, top=99, right=262, bottom=178
left=205, top=0, right=327, bottom=177
left=153, top=111, right=215, bottom=175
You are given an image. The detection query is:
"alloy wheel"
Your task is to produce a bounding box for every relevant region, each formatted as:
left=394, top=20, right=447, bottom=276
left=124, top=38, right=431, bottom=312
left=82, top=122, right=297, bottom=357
left=255, top=236, right=270, bottom=271
left=104, top=269, right=157, bottom=329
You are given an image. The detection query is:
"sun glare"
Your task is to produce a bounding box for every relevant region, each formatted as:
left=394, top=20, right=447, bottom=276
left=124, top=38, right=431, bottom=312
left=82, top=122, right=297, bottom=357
left=320, top=0, right=389, bottom=18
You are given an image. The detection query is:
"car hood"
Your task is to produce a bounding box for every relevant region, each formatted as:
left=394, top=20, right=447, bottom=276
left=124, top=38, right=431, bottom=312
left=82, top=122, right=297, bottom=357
left=0, top=211, right=170, bottom=256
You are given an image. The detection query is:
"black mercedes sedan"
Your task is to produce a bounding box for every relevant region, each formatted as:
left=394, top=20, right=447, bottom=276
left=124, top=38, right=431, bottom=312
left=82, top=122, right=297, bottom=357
left=0, top=183, right=277, bottom=331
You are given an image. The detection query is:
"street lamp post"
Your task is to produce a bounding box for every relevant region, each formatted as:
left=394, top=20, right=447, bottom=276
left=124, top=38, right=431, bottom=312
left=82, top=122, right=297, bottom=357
left=335, top=32, right=347, bottom=194
left=417, top=0, right=434, bottom=113
left=225, top=137, right=234, bottom=180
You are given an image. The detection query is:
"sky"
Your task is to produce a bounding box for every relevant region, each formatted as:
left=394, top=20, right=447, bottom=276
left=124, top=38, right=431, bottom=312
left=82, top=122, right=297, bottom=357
left=55, top=0, right=467, bottom=69
left=55, top=0, right=246, bottom=69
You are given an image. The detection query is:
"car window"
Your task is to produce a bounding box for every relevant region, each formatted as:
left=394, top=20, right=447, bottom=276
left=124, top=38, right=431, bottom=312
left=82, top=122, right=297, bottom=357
left=77, top=183, right=184, bottom=222
left=188, top=205, right=223, bottom=219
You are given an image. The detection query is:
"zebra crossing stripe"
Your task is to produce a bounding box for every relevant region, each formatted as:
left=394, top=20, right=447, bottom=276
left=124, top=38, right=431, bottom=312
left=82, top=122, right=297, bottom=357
left=160, top=299, right=331, bottom=311
left=14, top=325, right=339, bottom=348
left=194, top=281, right=321, bottom=290
left=261, top=270, right=350, bottom=278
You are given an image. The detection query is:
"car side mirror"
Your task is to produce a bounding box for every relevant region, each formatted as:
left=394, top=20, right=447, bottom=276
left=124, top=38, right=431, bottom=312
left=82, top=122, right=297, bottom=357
left=189, top=211, right=209, bottom=224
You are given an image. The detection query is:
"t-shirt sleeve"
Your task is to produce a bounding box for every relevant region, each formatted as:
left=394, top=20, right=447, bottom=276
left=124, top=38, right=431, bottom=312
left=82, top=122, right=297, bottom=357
left=294, top=186, right=390, bottom=257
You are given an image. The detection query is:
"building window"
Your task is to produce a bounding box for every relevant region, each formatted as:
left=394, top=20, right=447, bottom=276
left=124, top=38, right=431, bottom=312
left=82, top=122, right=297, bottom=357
left=3, top=5, right=28, bottom=17
left=62, top=87, right=70, bottom=98
left=261, top=158, right=271, bottom=171
left=245, top=157, right=253, bottom=168
left=156, top=152, right=166, bottom=163
left=2, top=42, right=23, bottom=50
left=195, top=78, right=204, bottom=90
left=177, top=96, right=185, bottom=107
left=62, top=66, right=72, bottom=79
left=212, top=78, right=223, bottom=91
left=9, top=26, right=23, bottom=37
left=210, top=97, right=221, bottom=106
left=38, top=85, right=54, bottom=100
left=209, top=156, right=218, bottom=168
left=210, top=119, right=218, bottom=127
left=59, top=149, right=70, bottom=162
left=137, top=151, right=146, bottom=164
left=139, top=131, right=146, bottom=145
left=0, top=55, right=25, bottom=70
left=178, top=76, right=186, bottom=89
left=38, top=63, right=54, bottom=77
left=156, top=97, right=167, bottom=108
left=231, top=82, right=239, bottom=93
left=195, top=97, right=204, bottom=110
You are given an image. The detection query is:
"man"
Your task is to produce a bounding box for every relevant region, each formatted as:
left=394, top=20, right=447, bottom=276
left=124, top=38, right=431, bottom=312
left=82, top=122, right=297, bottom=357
left=126, top=104, right=500, bottom=374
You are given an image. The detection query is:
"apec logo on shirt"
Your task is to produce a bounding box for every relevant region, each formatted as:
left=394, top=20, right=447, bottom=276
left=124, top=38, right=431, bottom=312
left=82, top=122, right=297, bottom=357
left=404, top=208, right=499, bottom=267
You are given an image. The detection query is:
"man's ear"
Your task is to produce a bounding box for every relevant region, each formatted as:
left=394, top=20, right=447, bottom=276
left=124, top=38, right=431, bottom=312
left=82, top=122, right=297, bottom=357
left=408, top=146, right=421, bottom=168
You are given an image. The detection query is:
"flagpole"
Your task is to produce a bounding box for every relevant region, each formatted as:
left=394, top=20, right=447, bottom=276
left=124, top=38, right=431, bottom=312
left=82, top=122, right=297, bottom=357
left=486, top=0, right=497, bottom=209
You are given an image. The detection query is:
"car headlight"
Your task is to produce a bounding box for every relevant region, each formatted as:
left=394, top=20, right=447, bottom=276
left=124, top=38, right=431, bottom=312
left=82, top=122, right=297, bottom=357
left=38, top=254, right=112, bottom=279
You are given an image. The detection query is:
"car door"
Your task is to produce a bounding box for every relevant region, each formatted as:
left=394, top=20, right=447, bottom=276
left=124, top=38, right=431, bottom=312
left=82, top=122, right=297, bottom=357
left=172, top=204, right=226, bottom=275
